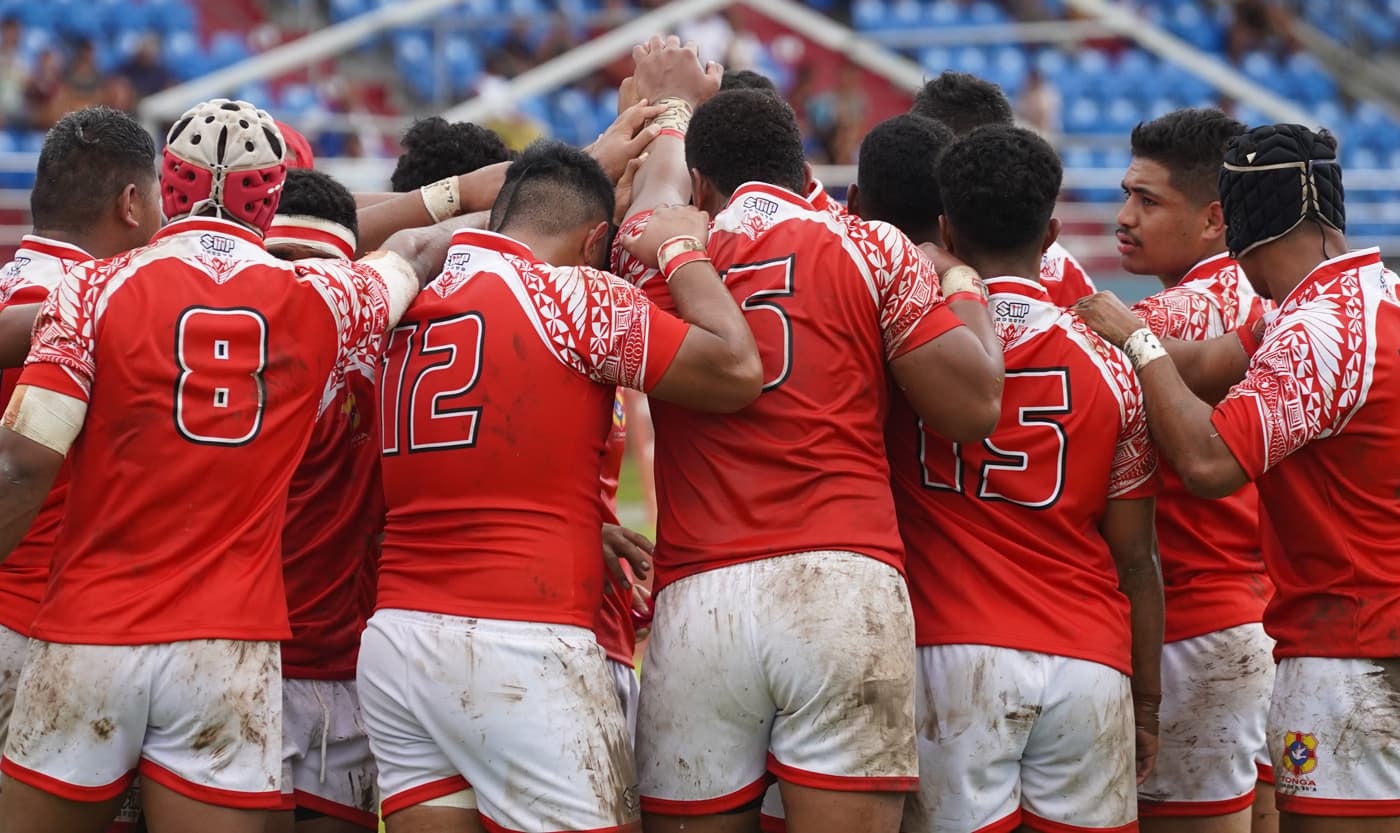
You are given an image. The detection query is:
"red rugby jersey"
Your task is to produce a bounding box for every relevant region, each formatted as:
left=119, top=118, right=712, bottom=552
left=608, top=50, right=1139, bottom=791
left=1213, top=248, right=1400, bottom=659
left=280, top=339, right=383, bottom=680
left=376, top=230, right=689, bottom=629
left=594, top=390, right=637, bottom=665
left=0, top=236, right=86, bottom=635
left=891, top=276, right=1158, bottom=675
left=1040, top=241, right=1097, bottom=308
left=1132, top=253, right=1272, bottom=642
left=18, top=217, right=398, bottom=644
left=613, top=182, right=963, bottom=592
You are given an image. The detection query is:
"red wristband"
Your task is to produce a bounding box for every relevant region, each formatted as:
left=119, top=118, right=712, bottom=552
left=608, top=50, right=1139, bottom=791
left=946, top=291, right=989, bottom=307
left=1236, top=322, right=1262, bottom=357
left=655, top=127, right=686, bottom=141
left=662, top=250, right=710, bottom=282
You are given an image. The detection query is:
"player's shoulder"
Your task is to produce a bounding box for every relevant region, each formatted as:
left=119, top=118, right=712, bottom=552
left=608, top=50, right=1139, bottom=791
left=1055, top=309, right=1141, bottom=402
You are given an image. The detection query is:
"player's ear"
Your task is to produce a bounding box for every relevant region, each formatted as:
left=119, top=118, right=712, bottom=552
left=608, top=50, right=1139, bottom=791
left=1042, top=217, right=1061, bottom=254
left=845, top=183, right=861, bottom=218
left=583, top=221, right=610, bottom=270
left=1203, top=199, right=1226, bottom=243
left=117, top=182, right=142, bottom=229
left=689, top=168, right=710, bottom=212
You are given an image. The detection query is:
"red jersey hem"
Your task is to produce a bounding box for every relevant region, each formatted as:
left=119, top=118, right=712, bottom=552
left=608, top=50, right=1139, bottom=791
left=380, top=775, right=471, bottom=817
left=292, top=789, right=379, bottom=829
left=138, top=760, right=282, bottom=810
left=1164, top=612, right=1265, bottom=645
left=282, top=666, right=357, bottom=682
left=913, top=636, right=1131, bottom=678
left=0, top=757, right=134, bottom=801
left=766, top=754, right=916, bottom=793
left=1021, top=809, right=1137, bottom=833
left=28, top=626, right=291, bottom=645
left=640, top=774, right=772, bottom=815
left=480, top=814, right=640, bottom=833
left=1138, top=791, right=1255, bottom=817
left=656, top=547, right=903, bottom=596
left=1273, top=795, right=1400, bottom=816
left=889, top=303, right=964, bottom=361
left=0, top=610, right=34, bottom=637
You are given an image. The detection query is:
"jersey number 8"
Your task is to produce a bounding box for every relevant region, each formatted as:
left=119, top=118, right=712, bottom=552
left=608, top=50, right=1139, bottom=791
left=173, top=307, right=268, bottom=446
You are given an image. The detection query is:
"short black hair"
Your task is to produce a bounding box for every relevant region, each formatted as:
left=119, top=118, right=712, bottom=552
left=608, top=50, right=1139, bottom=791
left=489, top=140, right=614, bottom=235
left=938, top=125, right=1062, bottom=256
left=687, top=89, right=805, bottom=196
left=277, top=167, right=358, bottom=239
left=1130, top=108, right=1248, bottom=206
left=390, top=116, right=512, bottom=192
left=855, top=114, right=954, bottom=241
left=31, top=106, right=155, bottom=233
left=910, top=72, right=1014, bottom=136
left=721, top=69, right=778, bottom=95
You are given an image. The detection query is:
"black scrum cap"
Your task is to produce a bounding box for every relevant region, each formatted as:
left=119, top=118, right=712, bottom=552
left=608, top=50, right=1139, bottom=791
left=1219, top=123, right=1344, bottom=258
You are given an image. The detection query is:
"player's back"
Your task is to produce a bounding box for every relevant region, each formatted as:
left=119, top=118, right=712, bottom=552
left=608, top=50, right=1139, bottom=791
left=616, top=184, right=961, bottom=590
left=890, top=276, right=1155, bottom=674
left=25, top=217, right=375, bottom=645
left=377, top=229, right=686, bottom=631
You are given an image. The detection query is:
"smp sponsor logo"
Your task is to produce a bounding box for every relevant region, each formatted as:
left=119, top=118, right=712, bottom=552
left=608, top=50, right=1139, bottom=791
left=445, top=251, right=472, bottom=272
left=1, top=255, right=30, bottom=278
left=199, top=234, right=236, bottom=256
left=994, top=299, right=1031, bottom=322
left=741, top=195, right=779, bottom=217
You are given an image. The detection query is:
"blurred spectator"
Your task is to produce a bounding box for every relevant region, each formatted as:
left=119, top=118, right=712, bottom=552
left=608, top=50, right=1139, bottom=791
left=1227, top=0, right=1298, bottom=61
left=1016, top=67, right=1062, bottom=136
left=535, top=13, right=575, bottom=64
left=801, top=64, right=868, bottom=163
left=0, top=17, right=28, bottom=127
left=677, top=14, right=733, bottom=66
left=489, top=20, right=537, bottom=77
left=24, top=48, right=63, bottom=128
left=120, top=36, right=173, bottom=99
left=58, top=40, right=103, bottom=115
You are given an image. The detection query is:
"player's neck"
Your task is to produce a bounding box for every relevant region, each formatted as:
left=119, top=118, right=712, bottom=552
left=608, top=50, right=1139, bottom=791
left=1156, top=242, right=1228, bottom=289
left=30, top=226, right=98, bottom=258
left=961, top=253, right=1041, bottom=286
left=1246, top=226, right=1349, bottom=301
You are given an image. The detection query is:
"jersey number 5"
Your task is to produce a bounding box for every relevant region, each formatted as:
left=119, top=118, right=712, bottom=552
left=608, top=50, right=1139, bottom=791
left=380, top=313, right=485, bottom=455
left=174, top=307, right=268, bottom=446
left=728, top=256, right=795, bottom=391
left=920, top=368, right=1070, bottom=509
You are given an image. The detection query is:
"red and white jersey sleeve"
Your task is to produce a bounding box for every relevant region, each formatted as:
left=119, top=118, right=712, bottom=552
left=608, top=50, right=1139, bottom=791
left=18, top=217, right=359, bottom=646
left=895, top=276, right=1157, bottom=674
left=377, top=230, right=688, bottom=631
left=1039, top=240, right=1098, bottom=308
left=0, top=237, right=88, bottom=636
left=1131, top=253, right=1270, bottom=641
left=613, top=183, right=962, bottom=593
left=1212, top=249, right=1400, bottom=658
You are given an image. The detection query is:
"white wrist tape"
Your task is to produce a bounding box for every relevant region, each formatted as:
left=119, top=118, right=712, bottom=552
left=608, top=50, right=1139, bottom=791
left=420, top=176, right=463, bottom=224
left=2, top=385, right=86, bottom=456
left=1122, top=327, right=1169, bottom=372
left=940, top=265, right=988, bottom=302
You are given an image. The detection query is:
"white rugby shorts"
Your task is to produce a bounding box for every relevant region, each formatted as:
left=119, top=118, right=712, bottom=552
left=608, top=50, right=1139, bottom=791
left=357, top=609, right=639, bottom=832
left=0, top=623, right=28, bottom=772
left=1139, top=623, right=1275, bottom=816
left=609, top=658, right=640, bottom=741
left=901, top=644, right=1136, bottom=833
left=281, top=678, right=378, bottom=829
left=636, top=551, right=916, bottom=815
left=0, top=638, right=282, bottom=808
left=1269, top=656, right=1400, bottom=816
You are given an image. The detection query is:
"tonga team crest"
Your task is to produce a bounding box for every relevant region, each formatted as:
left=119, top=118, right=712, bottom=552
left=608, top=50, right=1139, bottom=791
left=1283, top=731, right=1318, bottom=775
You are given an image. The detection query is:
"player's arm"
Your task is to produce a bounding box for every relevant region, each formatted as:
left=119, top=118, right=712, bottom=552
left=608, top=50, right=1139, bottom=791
left=623, top=37, right=722, bottom=218
left=353, top=193, right=398, bottom=209
left=360, top=212, right=488, bottom=328
left=1128, top=291, right=1253, bottom=404
left=1100, top=496, right=1163, bottom=785
left=355, top=163, right=508, bottom=254
left=1158, top=332, right=1251, bottom=404
left=0, top=303, right=39, bottom=367
left=618, top=205, right=762, bottom=413
left=888, top=250, right=1003, bottom=443
left=0, top=416, right=65, bottom=559
left=1075, top=292, right=1249, bottom=497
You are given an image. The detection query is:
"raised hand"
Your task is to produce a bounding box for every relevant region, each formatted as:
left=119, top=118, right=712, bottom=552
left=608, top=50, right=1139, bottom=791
left=1073, top=291, right=1150, bottom=349
left=585, top=99, right=666, bottom=183
left=631, top=35, right=722, bottom=108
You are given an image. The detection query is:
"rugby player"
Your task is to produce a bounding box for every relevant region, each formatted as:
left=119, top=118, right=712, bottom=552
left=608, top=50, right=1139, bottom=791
left=359, top=139, right=762, bottom=833
left=1115, top=109, right=1277, bottom=833
left=0, top=98, right=449, bottom=833
left=910, top=71, right=1097, bottom=306
left=890, top=124, right=1161, bottom=833
left=614, top=40, right=1002, bottom=833
left=845, top=113, right=954, bottom=244
left=1075, top=124, right=1400, bottom=832
left=389, top=117, right=512, bottom=193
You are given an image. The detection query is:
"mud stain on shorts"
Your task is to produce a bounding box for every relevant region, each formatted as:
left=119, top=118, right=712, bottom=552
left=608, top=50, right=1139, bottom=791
left=91, top=717, right=116, bottom=740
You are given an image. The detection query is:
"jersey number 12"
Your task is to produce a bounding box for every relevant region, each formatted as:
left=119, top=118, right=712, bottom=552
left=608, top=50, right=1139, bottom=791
left=380, top=313, right=485, bottom=455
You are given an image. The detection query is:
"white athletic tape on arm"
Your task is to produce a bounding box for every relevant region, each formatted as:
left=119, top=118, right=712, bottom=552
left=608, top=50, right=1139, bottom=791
left=2, top=385, right=87, bottom=455
left=1122, top=327, right=1169, bottom=373
left=360, top=250, right=421, bottom=329
left=420, top=176, right=463, bottom=224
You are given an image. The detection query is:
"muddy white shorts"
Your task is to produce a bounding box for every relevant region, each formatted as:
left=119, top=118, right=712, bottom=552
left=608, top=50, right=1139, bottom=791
left=902, top=644, right=1136, bottom=833
left=636, top=552, right=917, bottom=815
left=1138, top=622, right=1274, bottom=816
left=281, top=678, right=377, bottom=829
left=357, top=609, right=639, bottom=831
left=0, top=638, right=282, bottom=808
left=0, top=623, right=28, bottom=769
left=1269, top=656, right=1400, bottom=816
left=609, top=658, right=640, bottom=741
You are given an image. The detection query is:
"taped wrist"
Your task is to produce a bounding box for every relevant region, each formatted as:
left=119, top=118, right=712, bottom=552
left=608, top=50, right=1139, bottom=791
left=650, top=97, right=693, bottom=137
left=1122, top=328, right=1168, bottom=372
left=940, top=265, right=988, bottom=304
left=420, top=176, right=463, bottom=224
left=2, top=385, right=86, bottom=455
left=657, top=235, right=710, bottom=282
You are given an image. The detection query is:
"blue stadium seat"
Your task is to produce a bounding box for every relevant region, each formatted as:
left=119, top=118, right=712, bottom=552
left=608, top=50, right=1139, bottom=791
left=919, top=46, right=952, bottom=77
left=551, top=87, right=599, bottom=146
left=443, top=34, right=483, bottom=95
left=1064, top=97, right=1101, bottom=135
left=1033, top=47, right=1070, bottom=79
left=967, top=0, right=1009, bottom=25
left=888, top=0, right=923, bottom=31
left=328, top=0, right=371, bottom=23
left=986, top=45, right=1028, bottom=95
left=163, top=30, right=210, bottom=80
left=1103, top=97, right=1142, bottom=133
left=951, top=45, right=989, bottom=77
left=277, top=83, right=319, bottom=117
left=851, top=0, right=886, bottom=32
left=924, top=0, right=960, bottom=26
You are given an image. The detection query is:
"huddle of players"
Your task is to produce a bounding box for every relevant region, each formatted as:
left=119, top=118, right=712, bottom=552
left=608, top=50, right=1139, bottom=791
left=0, top=33, right=1394, bottom=833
